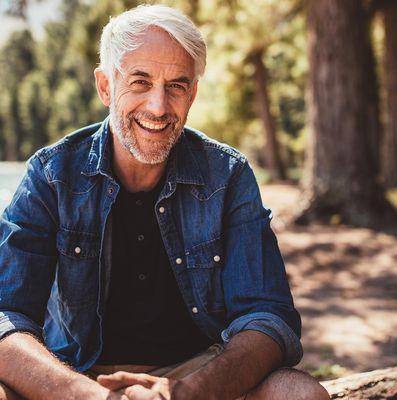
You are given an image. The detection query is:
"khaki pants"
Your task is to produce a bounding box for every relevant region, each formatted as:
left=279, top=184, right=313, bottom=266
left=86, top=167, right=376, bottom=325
left=89, top=344, right=223, bottom=379
left=89, top=344, right=246, bottom=399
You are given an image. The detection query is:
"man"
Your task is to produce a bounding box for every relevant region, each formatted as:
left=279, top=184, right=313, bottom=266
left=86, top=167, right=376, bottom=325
left=0, top=5, right=329, bottom=400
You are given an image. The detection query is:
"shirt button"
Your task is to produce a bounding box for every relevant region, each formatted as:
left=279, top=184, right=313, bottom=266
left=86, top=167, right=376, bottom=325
left=135, top=199, right=143, bottom=206
left=138, top=274, right=146, bottom=281
left=176, top=257, right=183, bottom=265
left=192, top=307, right=198, bottom=314
left=159, top=206, right=165, bottom=213
left=108, top=187, right=114, bottom=195
left=137, top=234, right=145, bottom=241
left=214, top=255, right=221, bottom=262
left=74, top=246, right=81, bottom=254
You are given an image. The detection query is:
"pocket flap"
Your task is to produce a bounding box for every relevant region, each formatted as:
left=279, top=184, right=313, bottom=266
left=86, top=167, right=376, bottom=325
left=56, top=229, right=100, bottom=259
left=186, top=237, right=223, bottom=268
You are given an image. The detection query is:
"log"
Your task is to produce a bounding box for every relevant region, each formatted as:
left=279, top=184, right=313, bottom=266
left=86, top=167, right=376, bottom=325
left=321, top=367, right=397, bottom=399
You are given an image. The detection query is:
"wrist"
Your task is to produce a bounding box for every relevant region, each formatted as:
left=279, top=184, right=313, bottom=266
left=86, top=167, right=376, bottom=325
left=172, top=377, right=216, bottom=400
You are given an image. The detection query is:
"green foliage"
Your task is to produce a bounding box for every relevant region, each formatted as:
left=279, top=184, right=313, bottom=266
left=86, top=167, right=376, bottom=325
left=0, top=0, right=308, bottom=165
left=0, top=30, right=36, bottom=160
left=18, top=70, right=51, bottom=158
left=308, top=363, right=347, bottom=380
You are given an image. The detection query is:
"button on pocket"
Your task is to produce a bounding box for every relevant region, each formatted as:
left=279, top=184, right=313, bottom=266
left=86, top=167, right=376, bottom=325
left=56, top=229, right=100, bottom=307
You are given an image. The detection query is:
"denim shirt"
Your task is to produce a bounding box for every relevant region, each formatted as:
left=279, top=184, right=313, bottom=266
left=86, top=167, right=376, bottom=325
left=0, top=118, right=303, bottom=370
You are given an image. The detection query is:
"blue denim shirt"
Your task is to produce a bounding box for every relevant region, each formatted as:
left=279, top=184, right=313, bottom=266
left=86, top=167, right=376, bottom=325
left=0, top=118, right=302, bottom=370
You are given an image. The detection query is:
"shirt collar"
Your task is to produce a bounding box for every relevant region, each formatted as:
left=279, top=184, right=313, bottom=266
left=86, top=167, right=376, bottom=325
left=82, top=116, right=112, bottom=178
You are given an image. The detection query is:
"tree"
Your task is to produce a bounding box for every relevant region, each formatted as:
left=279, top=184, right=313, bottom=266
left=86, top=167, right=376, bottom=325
left=381, top=0, right=397, bottom=188
left=297, top=0, right=396, bottom=228
left=18, top=71, right=51, bottom=158
left=249, top=48, right=286, bottom=180
left=0, top=30, right=35, bottom=160
left=180, top=0, right=306, bottom=180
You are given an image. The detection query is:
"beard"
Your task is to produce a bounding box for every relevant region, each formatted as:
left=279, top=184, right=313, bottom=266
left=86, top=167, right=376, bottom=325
left=109, top=99, right=185, bottom=165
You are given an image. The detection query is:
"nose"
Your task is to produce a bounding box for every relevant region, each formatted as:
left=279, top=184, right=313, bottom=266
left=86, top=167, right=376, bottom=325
left=145, top=85, right=167, bottom=117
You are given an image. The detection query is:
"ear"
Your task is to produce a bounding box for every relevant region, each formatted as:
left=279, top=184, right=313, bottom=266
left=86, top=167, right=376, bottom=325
left=94, top=68, right=111, bottom=107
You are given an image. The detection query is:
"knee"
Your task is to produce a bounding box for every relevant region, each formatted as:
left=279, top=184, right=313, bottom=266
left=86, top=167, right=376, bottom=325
left=248, top=368, right=330, bottom=400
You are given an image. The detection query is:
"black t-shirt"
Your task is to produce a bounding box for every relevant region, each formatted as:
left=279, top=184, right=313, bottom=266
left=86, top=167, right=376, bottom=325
left=98, top=177, right=213, bottom=366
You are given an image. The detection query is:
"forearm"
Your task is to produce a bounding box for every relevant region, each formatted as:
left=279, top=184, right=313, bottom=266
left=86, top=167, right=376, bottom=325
left=176, top=330, right=283, bottom=400
left=0, top=332, right=111, bottom=400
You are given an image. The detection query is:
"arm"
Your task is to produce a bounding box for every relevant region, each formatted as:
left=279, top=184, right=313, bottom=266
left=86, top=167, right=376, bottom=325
left=0, top=157, right=122, bottom=400
left=97, top=330, right=282, bottom=400
left=0, top=333, right=119, bottom=400
left=220, top=161, right=302, bottom=366
left=175, top=330, right=283, bottom=400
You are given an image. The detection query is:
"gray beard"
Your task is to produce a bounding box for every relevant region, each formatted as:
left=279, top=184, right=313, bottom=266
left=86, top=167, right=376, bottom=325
left=109, top=100, right=183, bottom=165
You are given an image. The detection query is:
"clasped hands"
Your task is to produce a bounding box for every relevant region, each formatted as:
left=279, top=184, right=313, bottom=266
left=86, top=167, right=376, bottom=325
left=98, top=371, right=181, bottom=400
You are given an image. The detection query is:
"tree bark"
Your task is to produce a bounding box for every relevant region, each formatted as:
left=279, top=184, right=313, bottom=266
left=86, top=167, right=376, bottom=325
left=321, top=367, right=397, bottom=399
left=297, top=0, right=396, bottom=228
left=251, top=49, right=286, bottom=181
left=381, top=0, right=397, bottom=188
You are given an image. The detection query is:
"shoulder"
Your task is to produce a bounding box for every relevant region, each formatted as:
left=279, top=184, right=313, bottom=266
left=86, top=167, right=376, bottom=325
left=35, top=122, right=102, bottom=164
left=182, top=126, right=248, bottom=179
left=28, top=123, right=104, bottom=193
left=183, top=126, right=246, bottom=162
left=31, top=121, right=104, bottom=184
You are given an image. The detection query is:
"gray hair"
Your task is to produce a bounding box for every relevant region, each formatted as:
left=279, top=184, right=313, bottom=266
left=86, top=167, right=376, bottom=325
left=99, top=4, right=206, bottom=84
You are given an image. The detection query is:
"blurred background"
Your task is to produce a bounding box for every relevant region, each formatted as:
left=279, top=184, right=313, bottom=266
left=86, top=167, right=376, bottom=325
left=0, top=0, right=396, bottom=382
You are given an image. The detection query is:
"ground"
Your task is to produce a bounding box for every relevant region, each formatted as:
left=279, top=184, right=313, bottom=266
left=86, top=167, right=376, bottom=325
left=260, top=184, right=397, bottom=380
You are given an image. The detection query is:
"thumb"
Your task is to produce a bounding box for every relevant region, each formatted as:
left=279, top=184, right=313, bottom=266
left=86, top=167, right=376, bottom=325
left=124, top=384, right=163, bottom=400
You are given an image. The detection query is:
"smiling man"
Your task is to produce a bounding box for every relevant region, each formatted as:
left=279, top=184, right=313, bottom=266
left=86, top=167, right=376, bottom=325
left=0, top=5, right=329, bottom=400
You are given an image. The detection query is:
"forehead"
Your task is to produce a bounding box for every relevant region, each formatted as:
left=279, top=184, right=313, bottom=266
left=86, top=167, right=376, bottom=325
left=120, top=27, right=195, bottom=78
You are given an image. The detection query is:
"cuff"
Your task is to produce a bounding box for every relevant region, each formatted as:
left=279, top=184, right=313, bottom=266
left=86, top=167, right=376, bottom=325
left=221, top=312, right=303, bottom=367
left=0, top=311, right=42, bottom=341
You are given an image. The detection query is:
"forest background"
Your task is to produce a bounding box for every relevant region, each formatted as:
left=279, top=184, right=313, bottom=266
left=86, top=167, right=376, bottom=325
left=0, top=0, right=396, bottom=384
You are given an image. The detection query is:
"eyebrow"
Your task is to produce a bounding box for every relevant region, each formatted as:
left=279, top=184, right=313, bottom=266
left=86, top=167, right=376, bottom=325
left=128, top=70, right=192, bottom=85
left=129, top=70, right=150, bottom=78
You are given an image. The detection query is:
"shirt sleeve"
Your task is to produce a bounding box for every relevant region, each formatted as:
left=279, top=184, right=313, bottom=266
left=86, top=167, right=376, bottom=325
left=220, top=161, right=303, bottom=367
left=0, top=154, right=58, bottom=340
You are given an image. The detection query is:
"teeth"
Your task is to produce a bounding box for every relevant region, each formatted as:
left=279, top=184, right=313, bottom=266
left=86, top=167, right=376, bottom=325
left=136, top=119, right=168, bottom=130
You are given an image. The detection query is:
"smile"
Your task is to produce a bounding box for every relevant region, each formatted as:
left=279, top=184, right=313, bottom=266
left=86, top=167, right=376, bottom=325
left=134, top=118, right=170, bottom=133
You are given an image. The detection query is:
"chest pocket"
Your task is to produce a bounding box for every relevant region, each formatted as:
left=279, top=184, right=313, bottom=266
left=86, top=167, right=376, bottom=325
left=56, top=229, right=100, bottom=308
left=186, top=237, right=225, bottom=314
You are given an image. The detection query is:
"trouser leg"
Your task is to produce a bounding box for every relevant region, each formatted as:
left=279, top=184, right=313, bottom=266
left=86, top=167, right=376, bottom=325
left=245, top=368, right=330, bottom=400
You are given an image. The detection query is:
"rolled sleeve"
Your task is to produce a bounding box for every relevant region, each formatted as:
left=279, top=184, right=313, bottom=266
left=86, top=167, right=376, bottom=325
left=221, top=312, right=303, bottom=367
left=0, top=311, right=42, bottom=341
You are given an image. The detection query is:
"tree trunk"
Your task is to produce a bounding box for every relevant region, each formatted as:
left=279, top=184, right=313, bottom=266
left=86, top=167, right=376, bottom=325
left=297, top=0, right=396, bottom=228
left=321, top=367, right=397, bottom=399
left=251, top=49, right=286, bottom=182
left=381, top=0, right=397, bottom=188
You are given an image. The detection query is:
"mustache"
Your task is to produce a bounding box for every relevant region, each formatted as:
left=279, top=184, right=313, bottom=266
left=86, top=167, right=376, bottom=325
left=126, top=111, right=179, bottom=126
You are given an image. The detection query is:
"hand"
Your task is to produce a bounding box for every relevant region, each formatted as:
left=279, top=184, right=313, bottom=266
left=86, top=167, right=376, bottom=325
left=97, top=372, right=178, bottom=400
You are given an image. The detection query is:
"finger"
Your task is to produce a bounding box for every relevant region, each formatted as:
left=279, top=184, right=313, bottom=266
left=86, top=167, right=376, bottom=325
left=123, top=384, right=163, bottom=400
left=97, top=372, right=154, bottom=391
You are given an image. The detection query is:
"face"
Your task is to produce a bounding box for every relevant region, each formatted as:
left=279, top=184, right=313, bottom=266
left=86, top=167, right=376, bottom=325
left=98, top=28, right=198, bottom=165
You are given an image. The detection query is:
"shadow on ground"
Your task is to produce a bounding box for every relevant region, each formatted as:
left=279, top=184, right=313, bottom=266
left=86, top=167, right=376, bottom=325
left=261, top=184, right=397, bottom=379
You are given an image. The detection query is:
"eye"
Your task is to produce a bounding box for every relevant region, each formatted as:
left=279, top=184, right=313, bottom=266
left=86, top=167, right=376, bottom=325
left=130, top=80, right=151, bottom=89
left=167, top=83, right=188, bottom=94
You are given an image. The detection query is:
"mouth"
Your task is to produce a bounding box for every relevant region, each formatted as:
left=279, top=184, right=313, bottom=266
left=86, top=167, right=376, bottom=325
left=134, top=117, right=171, bottom=134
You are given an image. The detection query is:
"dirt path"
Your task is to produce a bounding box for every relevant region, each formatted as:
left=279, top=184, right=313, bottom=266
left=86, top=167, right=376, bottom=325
left=261, top=184, right=397, bottom=379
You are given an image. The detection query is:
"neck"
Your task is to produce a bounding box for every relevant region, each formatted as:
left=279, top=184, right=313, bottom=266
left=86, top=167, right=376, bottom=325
left=111, top=132, right=167, bottom=193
